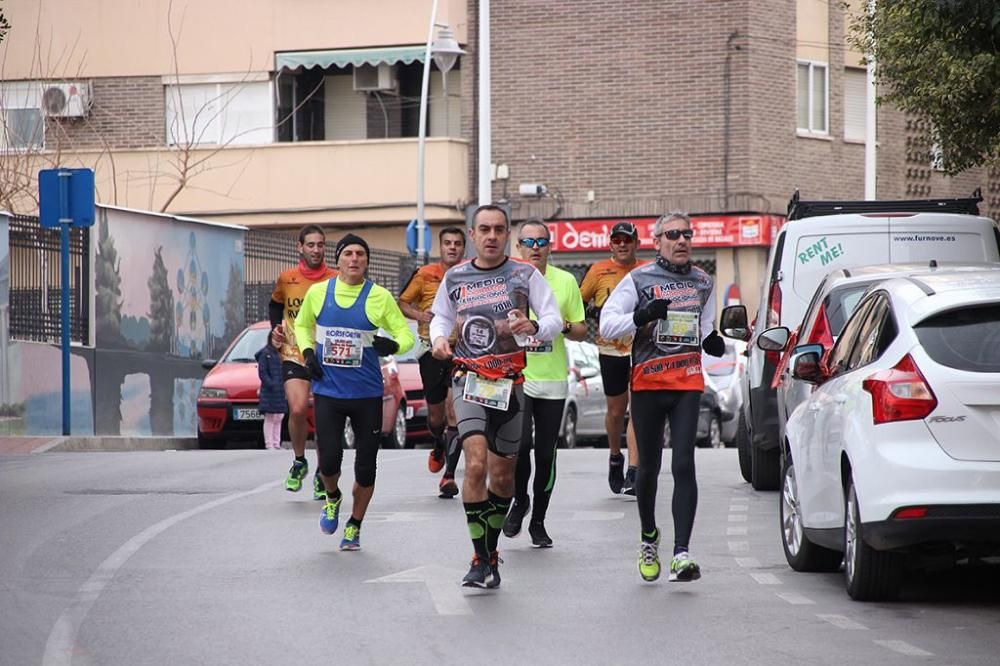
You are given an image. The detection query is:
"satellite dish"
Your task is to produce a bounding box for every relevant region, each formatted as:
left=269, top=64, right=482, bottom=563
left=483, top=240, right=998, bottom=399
left=42, top=86, right=68, bottom=115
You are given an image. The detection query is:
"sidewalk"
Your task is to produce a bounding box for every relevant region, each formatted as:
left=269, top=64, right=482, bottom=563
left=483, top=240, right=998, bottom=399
left=0, top=436, right=200, bottom=454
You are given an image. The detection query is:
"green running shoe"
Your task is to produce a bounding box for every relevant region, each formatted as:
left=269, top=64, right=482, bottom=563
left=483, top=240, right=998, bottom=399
left=637, top=533, right=661, bottom=582
left=340, top=523, right=361, bottom=551
left=669, top=551, right=702, bottom=582
left=313, top=470, right=326, bottom=501
left=285, top=459, right=308, bottom=492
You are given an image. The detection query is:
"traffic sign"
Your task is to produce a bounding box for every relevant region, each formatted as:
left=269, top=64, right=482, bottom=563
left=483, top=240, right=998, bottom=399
left=406, top=218, right=432, bottom=257
left=38, top=168, right=95, bottom=229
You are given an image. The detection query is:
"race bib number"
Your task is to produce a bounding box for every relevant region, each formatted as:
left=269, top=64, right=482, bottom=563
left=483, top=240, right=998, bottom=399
left=656, top=311, right=700, bottom=346
left=323, top=327, right=365, bottom=367
left=527, top=338, right=552, bottom=354
left=462, top=373, right=513, bottom=411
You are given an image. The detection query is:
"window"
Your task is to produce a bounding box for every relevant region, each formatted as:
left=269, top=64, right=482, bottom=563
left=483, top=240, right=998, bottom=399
left=1, top=82, right=44, bottom=150
left=165, top=80, right=272, bottom=147
left=796, top=61, right=828, bottom=135
left=826, top=296, right=875, bottom=377
left=915, top=305, right=1000, bottom=372
left=843, top=67, right=867, bottom=142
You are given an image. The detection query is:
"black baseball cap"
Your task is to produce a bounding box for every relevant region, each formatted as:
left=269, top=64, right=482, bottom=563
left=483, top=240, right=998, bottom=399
left=609, top=221, right=639, bottom=240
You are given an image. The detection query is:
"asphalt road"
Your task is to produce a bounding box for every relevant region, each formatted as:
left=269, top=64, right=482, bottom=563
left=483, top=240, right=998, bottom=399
left=1, top=449, right=998, bottom=665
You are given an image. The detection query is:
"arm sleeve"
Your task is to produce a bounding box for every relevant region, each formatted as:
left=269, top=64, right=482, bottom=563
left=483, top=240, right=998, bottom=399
left=579, top=267, right=597, bottom=304
left=268, top=299, right=284, bottom=329
left=565, top=277, right=586, bottom=323
left=527, top=269, right=562, bottom=341
left=600, top=273, right=639, bottom=340
left=429, top=278, right=457, bottom=342
left=701, top=283, right=718, bottom=340
left=369, top=287, right=415, bottom=355
left=293, top=282, right=324, bottom=354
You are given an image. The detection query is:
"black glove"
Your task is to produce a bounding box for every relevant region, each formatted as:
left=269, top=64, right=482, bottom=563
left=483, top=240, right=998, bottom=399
left=302, top=348, right=324, bottom=380
left=585, top=305, right=602, bottom=322
left=633, top=299, right=671, bottom=327
left=372, top=335, right=399, bottom=357
left=702, top=330, right=726, bottom=357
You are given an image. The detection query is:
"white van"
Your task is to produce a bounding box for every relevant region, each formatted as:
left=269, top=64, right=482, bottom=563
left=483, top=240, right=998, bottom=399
left=720, top=191, right=1000, bottom=491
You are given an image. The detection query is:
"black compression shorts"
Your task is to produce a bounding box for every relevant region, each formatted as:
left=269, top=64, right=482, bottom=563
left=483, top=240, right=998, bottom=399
left=418, top=350, right=453, bottom=405
left=282, top=360, right=312, bottom=382
left=599, top=354, right=631, bottom=398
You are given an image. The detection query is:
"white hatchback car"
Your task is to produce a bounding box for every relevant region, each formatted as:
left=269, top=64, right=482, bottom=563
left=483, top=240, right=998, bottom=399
left=776, top=267, right=1000, bottom=601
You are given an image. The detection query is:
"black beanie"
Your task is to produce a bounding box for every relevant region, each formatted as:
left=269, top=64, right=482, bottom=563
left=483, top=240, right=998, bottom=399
left=335, top=233, right=370, bottom=261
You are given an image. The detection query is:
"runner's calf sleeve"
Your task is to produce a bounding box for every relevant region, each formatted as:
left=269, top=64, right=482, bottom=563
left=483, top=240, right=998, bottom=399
left=486, top=491, right=512, bottom=553
left=429, top=422, right=445, bottom=440
left=464, top=501, right=491, bottom=560
left=444, top=427, right=461, bottom=475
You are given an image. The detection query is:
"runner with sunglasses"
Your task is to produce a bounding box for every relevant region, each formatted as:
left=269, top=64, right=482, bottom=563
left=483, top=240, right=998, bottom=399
left=503, top=219, right=587, bottom=547
left=600, top=211, right=726, bottom=583
left=579, top=221, right=647, bottom=495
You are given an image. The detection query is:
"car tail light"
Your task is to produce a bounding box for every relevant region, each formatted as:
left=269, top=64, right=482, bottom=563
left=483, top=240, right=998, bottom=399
left=891, top=506, right=928, bottom=519
left=862, top=354, right=938, bottom=424
left=765, top=280, right=782, bottom=366
left=805, top=302, right=834, bottom=348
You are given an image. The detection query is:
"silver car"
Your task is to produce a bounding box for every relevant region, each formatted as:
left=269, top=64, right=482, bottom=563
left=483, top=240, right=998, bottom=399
left=703, top=339, right=746, bottom=446
left=559, top=340, right=609, bottom=448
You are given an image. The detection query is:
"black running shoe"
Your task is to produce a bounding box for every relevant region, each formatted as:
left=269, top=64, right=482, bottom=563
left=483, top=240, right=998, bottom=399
left=608, top=453, right=625, bottom=494
left=502, top=499, right=530, bottom=538
left=622, top=465, right=638, bottom=496
left=462, top=556, right=490, bottom=588
left=528, top=520, right=553, bottom=548
left=487, top=551, right=503, bottom=589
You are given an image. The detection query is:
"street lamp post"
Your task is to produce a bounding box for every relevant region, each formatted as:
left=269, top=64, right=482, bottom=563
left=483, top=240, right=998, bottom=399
left=416, top=1, right=464, bottom=264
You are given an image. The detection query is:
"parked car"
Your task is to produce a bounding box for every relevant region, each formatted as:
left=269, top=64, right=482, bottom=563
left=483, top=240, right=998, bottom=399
left=773, top=268, right=1000, bottom=601
left=197, top=321, right=408, bottom=449
left=560, top=340, right=610, bottom=448
left=702, top=339, right=746, bottom=446
left=722, top=190, right=1000, bottom=490
left=662, top=385, right=725, bottom=448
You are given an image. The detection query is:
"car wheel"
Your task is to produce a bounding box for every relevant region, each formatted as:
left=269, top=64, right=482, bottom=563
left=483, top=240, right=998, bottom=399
left=751, top=441, right=780, bottom=491
left=708, top=413, right=723, bottom=448
left=780, top=457, right=842, bottom=572
left=737, top=412, right=752, bottom=482
left=343, top=417, right=355, bottom=449
left=382, top=405, right=407, bottom=450
left=844, top=479, right=902, bottom=601
left=559, top=405, right=578, bottom=449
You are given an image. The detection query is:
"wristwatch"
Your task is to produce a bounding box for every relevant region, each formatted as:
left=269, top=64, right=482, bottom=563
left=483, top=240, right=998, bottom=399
left=561, top=321, right=571, bottom=334
left=529, top=320, right=540, bottom=334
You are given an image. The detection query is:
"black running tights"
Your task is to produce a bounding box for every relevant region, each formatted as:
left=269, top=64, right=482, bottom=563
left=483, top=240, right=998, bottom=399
left=514, top=394, right=566, bottom=522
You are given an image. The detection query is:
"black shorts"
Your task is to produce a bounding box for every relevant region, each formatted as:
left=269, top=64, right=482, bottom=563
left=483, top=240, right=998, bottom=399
left=282, top=361, right=311, bottom=382
left=599, top=354, right=631, bottom=398
left=418, top=350, right=453, bottom=405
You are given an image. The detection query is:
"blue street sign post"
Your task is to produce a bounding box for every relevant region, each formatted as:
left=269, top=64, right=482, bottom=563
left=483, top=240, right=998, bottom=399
left=405, top=218, right=432, bottom=261
left=38, top=168, right=95, bottom=435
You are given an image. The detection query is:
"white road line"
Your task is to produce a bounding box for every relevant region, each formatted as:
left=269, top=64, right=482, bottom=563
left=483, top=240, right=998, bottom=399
left=728, top=514, right=748, bottom=522
left=42, top=480, right=279, bottom=666
left=874, top=640, right=933, bottom=657
left=818, top=614, right=869, bottom=630
left=734, top=557, right=761, bottom=568
left=730, top=496, right=749, bottom=502
left=726, top=526, right=748, bottom=536
left=750, top=573, right=781, bottom=585
left=776, top=592, right=815, bottom=605
left=727, top=541, right=749, bottom=552
left=728, top=504, right=749, bottom=512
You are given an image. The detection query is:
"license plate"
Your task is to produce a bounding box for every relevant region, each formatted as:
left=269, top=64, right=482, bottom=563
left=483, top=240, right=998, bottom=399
left=233, top=407, right=262, bottom=421
left=405, top=405, right=414, bottom=419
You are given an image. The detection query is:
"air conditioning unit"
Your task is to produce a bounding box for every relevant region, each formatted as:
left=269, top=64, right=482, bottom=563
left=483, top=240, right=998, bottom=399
left=40, top=82, right=92, bottom=118
left=352, top=64, right=397, bottom=92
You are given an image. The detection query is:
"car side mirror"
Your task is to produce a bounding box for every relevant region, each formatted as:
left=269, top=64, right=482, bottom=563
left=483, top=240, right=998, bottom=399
left=579, top=365, right=599, bottom=380
left=201, top=359, right=217, bottom=370
left=757, top=327, right=791, bottom=352
left=791, top=344, right=825, bottom=384
left=720, top=305, right=750, bottom=341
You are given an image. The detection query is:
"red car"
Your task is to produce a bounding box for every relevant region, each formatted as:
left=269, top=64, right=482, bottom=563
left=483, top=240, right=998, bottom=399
left=197, top=321, right=408, bottom=449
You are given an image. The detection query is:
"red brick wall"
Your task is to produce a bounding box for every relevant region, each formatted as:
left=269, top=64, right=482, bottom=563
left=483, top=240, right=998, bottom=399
left=45, top=76, right=165, bottom=151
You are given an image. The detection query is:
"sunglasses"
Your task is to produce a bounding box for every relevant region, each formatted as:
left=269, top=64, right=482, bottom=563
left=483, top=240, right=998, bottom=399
left=610, top=236, right=635, bottom=245
left=660, top=229, right=694, bottom=241
left=519, top=238, right=551, bottom=248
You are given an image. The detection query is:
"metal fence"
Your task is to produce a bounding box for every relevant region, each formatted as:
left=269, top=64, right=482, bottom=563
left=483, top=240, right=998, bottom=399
left=8, top=215, right=90, bottom=344
left=244, top=228, right=419, bottom=326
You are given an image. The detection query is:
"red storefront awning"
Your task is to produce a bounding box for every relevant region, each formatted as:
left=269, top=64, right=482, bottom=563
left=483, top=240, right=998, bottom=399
left=546, top=214, right=785, bottom=252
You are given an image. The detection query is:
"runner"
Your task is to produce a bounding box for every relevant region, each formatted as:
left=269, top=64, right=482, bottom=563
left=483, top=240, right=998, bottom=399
left=579, top=222, right=646, bottom=495
left=600, top=211, right=725, bottom=583
left=397, top=226, right=467, bottom=498
left=429, top=205, right=561, bottom=588
left=503, top=219, right=587, bottom=547
left=294, top=234, right=414, bottom=550
left=269, top=225, right=337, bottom=499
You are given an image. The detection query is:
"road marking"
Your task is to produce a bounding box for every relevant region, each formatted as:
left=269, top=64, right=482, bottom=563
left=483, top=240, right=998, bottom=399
left=750, top=573, right=781, bottom=585
left=568, top=511, right=625, bottom=521
left=363, top=511, right=435, bottom=523
left=776, top=592, right=815, bottom=605
left=726, top=526, right=748, bottom=536
left=728, top=514, right=748, bottom=522
left=874, top=640, right=933, bottom=657
left=818, top=614, right=868, bottom=630
left=727, top=541, right=749, bottom=552
left=728, top=504, right=749, bottom=512
left=43, top=480, right=279, bottom=666
left=730, top=496, right=749, bottom=502
left=366, top=565, right=472, bottom=616
left=734, top=557, right=761, bottom=568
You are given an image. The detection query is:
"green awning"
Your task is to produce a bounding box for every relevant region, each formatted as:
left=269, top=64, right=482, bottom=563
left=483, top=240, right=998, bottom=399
left=275, top=46, right=426, bottom=71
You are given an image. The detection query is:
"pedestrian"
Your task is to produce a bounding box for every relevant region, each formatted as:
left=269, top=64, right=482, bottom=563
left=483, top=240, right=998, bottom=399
left=397, top=226, right=467, bottom=498
left=430, top=204, right=562, bottom=588
left=579, top=222, right=647, bottom=495
left=294, top=233, right=414, bottom=551
left=256, top=341, right=287, bottom=450
left=503, top=218, right=587, bottom=548
left=269, top=225, right=337, bottom=499
left=600, top=211, right=726, bottom=583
